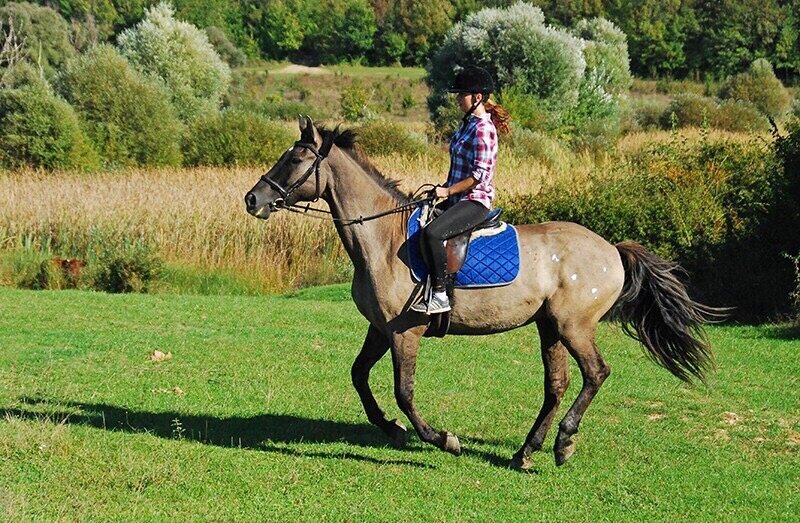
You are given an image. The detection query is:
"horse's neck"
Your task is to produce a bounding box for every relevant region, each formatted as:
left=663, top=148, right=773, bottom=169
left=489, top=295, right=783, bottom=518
left=323, top=149, right=406, bottom=273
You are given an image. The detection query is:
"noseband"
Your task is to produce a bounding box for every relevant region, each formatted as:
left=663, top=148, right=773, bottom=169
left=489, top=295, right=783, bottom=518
left=261, top=141, right=325, bottom=209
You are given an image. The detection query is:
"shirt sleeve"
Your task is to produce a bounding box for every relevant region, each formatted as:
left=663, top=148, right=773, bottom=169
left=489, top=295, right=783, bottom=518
left=471, top=120, right=497, bottom=182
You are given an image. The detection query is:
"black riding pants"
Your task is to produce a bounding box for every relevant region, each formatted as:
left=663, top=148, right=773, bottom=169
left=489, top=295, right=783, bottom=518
left=422, top=199, right=490, bottom=291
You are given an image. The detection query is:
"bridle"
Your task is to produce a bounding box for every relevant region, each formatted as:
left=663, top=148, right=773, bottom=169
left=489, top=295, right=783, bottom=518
left=258, top=140, right=434, bottom=225
left=260, top=141, right=324, bottom=210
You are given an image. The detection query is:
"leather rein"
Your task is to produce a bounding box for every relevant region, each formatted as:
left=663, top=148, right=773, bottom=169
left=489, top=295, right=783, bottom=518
left=261, top=140, right=433, bottom=226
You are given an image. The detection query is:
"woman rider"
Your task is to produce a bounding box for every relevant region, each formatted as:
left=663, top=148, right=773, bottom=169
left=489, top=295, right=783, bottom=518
left=411, top=65, right=511, bottom=314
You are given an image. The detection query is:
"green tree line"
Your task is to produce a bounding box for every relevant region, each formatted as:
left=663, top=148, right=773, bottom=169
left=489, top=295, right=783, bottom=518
left=2, top=0, right=799, bottom=78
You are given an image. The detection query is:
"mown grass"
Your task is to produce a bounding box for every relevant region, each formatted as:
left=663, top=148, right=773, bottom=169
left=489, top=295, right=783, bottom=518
left=0, top=286, right=797, bottom=521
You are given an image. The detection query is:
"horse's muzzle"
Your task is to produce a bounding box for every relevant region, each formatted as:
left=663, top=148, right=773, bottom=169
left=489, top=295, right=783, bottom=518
left=244, top=191, right=272, bottom=220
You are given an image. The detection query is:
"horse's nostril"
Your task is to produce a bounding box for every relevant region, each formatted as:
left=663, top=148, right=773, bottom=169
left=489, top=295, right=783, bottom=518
left=245, top=192, right=256, bottom=210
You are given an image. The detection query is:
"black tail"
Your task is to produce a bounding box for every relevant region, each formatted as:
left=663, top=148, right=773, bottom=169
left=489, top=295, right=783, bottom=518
left=612, top=241, right=727, bottom=383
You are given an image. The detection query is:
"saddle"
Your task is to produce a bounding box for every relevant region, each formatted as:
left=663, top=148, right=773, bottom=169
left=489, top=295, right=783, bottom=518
left=425, top=206, right=504, bottom=274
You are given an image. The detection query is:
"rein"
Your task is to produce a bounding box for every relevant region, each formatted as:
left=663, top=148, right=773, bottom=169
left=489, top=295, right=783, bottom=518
left=262, top=140, right=435, bottom=225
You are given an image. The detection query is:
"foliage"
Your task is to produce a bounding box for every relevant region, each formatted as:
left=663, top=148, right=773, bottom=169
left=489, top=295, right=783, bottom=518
left=655, top=78, right=707, bottom=96
left=0, top=83, right=98, bottom=170
left=428, top=2, right=586, bottom=123
left=501, top=127, right=571, bottom=170
left=502, top=132, right=790, bottom=315
left=57, top=44, right=183, bottom=167
left=620, top=96, right=669, bottom=133
left=428, top=3, right=629, bottom=145
left=571, top=17, right=631, bottom=97
left=258, top=0, right=304, bottom=58
left=117, top=1, right=231, bottom=121
left=352, top=119, right=428, bottom=156
left=340, top=81, right=375, bottom=121
left=181, top=109, right=294, bottom=166
left=91, top=238, right=162, bottom=293
left=243, top=97, right=328, bottom=122
left=0, top=1, right=75, bottom=78
left=305, top=0, right=377, bottom=63
left=720, top=59, right=792, bottom=118
left=662, top=93, right=768, bottom=132
left=205, top=26, right=246, bottom=67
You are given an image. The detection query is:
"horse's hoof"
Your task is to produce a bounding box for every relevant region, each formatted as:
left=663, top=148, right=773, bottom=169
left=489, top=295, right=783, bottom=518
left=441, top=431, right=461, bottom=456
left=509, top=452, right=535, bottom=472
left=387, top=419, right=408, bottom=447
left=554, top=439, right=576, bottom=466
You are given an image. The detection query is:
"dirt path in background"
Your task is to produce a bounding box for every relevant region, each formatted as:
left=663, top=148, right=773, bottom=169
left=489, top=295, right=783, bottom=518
left=273, top=64, right=330, bottom=75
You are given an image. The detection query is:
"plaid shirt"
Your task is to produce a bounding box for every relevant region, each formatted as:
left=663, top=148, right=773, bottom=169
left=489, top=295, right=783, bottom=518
left=446, top=113, right=497, bottom=209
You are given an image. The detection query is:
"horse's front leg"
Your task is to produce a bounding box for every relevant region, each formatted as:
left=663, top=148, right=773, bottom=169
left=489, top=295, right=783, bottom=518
left=352, top=325, right=408, bottom=446
left=390, top=330, right=461, bottom=455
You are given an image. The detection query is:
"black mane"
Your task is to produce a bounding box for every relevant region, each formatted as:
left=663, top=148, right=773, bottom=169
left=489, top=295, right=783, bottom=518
left=318, top=126, right=411, bottom=203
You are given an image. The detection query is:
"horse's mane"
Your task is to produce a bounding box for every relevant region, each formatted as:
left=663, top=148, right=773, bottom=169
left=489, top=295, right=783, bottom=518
left=318, top=126, right=412, bottom=203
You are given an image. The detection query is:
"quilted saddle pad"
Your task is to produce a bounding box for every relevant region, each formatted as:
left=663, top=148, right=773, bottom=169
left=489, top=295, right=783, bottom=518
left=407, top=206, right=520, bottom=288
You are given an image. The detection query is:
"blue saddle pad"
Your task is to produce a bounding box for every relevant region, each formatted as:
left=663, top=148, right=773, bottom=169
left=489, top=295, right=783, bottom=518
left=407, top=206, right=520, bottom=288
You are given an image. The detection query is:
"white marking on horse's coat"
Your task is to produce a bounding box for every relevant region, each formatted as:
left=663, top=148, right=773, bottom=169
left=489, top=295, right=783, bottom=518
left=552, top=254, right=560, bottom=262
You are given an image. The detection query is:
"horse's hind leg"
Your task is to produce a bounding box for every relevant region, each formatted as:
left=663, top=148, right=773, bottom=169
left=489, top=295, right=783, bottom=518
left=391, top=330, right=461, bottom=455
left=510, top=319, right=569, bottom=471
left=554, top=322, right=611, bottom=466
left=352, top=325, right=407, bottom=446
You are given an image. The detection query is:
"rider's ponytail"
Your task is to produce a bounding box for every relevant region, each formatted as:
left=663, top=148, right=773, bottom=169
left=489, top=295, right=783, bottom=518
left=484, top=97, right=511, bottom=136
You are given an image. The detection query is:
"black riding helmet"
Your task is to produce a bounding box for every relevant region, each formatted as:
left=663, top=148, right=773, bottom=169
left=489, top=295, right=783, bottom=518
left=448, top=65, right=495, bottom=95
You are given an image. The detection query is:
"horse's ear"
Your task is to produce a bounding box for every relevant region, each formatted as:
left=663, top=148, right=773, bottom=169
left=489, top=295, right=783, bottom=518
left=300, top=114, right=321, bottom=146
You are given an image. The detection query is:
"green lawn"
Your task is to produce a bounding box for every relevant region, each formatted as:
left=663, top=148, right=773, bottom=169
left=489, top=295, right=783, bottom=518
left=0, top=286, right=798, bottom=521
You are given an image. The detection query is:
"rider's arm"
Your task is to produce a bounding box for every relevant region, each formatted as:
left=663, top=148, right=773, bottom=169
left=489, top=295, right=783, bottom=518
left=436, top=177, right=478, bottom=198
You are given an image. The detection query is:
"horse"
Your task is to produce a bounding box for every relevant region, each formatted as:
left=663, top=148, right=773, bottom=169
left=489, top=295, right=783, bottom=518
left=244, top=117, right=720, bottom=468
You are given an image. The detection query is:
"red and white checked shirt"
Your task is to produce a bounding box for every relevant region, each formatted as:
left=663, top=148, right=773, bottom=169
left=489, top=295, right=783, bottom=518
left=446, top=112, right=498, bottom=209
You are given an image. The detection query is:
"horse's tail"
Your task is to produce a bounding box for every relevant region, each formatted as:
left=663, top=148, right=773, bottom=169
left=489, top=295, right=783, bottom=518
left=612, top=241, right=726, bottom=383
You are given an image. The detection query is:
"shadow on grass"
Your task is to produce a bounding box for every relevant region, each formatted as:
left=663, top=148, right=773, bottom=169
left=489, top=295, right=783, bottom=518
left=4, top=397, right=439, bottom=469
left=5, top=397, right=524, bottom=471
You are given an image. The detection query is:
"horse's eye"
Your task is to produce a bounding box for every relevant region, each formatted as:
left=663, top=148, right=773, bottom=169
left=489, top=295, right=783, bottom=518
left=291, top=157, right=302, bottom=164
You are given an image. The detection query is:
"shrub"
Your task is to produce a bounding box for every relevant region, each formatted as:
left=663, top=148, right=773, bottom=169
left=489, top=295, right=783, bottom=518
left=428, top=3, right=585, bottom=122
left=340, top=81, right=375, bottom=121
left=661, top=93, right=717, bottom=129
left=720, top=59, right=791, bottom=118
left=91, top=240, right=162, bottom=293
left=117, top=2, right=231, bottom=121
left=621, top=96, right=669, bottom=133
left=0, top=2, right=75, bottom=78
left=205, top=26, right=247, bottom=67
left=182, top=109, right=295, bottom=167
left=0, top=83, right=98, bottom=170
left=57, top=45, right=183, bottom=167
left=353, top=120, right=429, bottom=156
left=571, top=17, right=632, bottom=97
left=712, top=100, right=768, bottom=132
left=502, top=134, right=784, bottom=316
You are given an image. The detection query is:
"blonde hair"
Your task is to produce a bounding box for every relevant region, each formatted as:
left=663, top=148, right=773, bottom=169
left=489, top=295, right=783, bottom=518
left=484, top=97, right=511, bottom=135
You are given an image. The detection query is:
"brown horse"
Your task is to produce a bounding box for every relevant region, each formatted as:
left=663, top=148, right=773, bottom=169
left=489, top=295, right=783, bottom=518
left=245, top=117, right=720, bottom=468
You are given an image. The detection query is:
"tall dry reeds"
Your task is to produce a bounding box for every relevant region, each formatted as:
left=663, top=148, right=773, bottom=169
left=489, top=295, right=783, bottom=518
left=0, top=128, right=758, bottom=294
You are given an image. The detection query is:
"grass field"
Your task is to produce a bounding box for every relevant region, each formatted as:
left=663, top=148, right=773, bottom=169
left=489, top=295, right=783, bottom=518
left=1, top=286, right=798, bottom=521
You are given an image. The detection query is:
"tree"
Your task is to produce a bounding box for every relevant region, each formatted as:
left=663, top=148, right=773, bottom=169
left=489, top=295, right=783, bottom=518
left=0, top=2, right=75, bottom=78
left=117, top=2, right=231, bottom=121
left=57, top=44, right=183, bottom=167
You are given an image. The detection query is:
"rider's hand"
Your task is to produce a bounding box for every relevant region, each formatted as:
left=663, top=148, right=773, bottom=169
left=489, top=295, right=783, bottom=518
left=434, top=185, right=450, bottom=199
